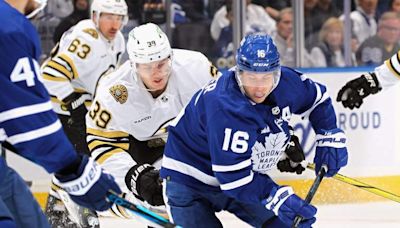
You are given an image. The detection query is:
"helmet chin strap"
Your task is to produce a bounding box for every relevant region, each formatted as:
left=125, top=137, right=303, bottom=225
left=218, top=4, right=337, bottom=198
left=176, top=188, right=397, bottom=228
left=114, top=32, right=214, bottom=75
left=235, top=67, right=247, bottom=97
left=26, top=0, right=47, bottom=19
left=235, top=67, right=278, bottom=104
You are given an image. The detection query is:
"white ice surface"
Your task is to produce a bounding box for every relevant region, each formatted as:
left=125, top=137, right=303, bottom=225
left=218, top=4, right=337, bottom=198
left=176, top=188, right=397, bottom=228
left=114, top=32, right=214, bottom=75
left=99, top=201, right=400, bottom=227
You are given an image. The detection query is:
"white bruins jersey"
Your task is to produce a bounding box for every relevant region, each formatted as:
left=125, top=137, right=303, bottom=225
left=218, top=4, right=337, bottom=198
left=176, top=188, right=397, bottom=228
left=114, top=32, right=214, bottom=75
left=41, top=19, right=125, bottom=115
left=375, top=50, right=400, bottom=89
left=86, top=49, right=219, bottom=193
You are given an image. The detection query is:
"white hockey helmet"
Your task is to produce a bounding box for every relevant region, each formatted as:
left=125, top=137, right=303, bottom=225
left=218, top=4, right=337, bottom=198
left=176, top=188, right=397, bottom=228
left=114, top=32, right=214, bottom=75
left=26, top=0, right=48, bottom=19
left=91, top=0, right=128, bottom=26
left=127, top=23, right=172, bottom=64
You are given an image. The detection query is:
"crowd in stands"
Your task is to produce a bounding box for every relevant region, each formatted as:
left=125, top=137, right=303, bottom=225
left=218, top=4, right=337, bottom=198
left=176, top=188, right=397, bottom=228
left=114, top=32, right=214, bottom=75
left=34, top=0, right=400, bottom=69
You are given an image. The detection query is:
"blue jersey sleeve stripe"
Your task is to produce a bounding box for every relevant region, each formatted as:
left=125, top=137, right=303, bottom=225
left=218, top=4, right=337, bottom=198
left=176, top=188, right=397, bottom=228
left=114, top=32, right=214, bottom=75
left=299, top=84, right=329, bottom=118
left=7, top=119, right=62, bottom=144
left=162, top=156, right=220, bottom=186
left=0, top=101, right=53, bottom=123
left=212, top=159, right=252, bottom=172
left=220, top=171, right=254, bottom=190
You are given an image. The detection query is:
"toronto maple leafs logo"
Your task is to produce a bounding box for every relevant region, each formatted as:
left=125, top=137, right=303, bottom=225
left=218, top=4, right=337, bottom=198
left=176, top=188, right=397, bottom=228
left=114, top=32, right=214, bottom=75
left=251, top=132, right=289, bottom=174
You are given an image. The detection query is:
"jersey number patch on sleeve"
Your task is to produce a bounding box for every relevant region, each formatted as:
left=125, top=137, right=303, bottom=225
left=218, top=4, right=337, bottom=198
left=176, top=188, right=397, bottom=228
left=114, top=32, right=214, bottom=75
left=89, top=101, right=111, bottom=129
left=222, top=128, right=249, bottom=153
left=10, top=57, right=41, bottom=87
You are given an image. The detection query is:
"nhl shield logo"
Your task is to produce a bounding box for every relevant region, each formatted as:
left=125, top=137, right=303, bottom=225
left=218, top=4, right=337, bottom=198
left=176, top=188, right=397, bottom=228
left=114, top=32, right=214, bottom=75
left=109, top=84, right=128, bottom=104
left=272, top=106, right=280, bottom=115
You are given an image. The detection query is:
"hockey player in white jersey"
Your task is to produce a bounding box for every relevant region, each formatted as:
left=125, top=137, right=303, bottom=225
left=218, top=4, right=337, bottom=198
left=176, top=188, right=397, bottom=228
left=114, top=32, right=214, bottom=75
left=337, top=50, right=400, bottom=109
left=41, top=0, right=127, bottom=226
left=160, top=34, right=348, bottom=227
left=86, top=23, right=219, bottom=218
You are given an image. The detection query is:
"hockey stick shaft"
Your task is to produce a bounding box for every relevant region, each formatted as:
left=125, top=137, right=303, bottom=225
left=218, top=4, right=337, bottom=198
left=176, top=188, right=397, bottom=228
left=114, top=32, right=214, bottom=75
left=292, top=165, right=326, bottom=228
left=307, top=163, right=400, bottom=203
left=106, top=192, right=181, bottom=228
left=1, top=143, right=180, bottom=227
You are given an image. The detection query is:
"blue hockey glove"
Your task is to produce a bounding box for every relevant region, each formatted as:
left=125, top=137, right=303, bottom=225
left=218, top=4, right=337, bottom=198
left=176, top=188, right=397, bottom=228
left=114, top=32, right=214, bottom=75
left=0, top=218, right=16, bottom=228
left=263, top=186, right=317, bottom=227
left=54, top=155, right=121, bottom=211
left=314, top=128, right=348, bottom=177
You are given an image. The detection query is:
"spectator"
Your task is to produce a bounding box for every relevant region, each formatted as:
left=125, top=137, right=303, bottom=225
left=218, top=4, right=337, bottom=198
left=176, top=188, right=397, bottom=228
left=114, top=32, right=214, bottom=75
left=210, top=0, right=276, bottom=68
left=271, top=8, right=314, bottom=67
left=389, top=0, right=400, bottom=12
left=210, top=0, right=276, bottom=41
left=252, top=0, right=291, bottom=20
left=356, top=12, right=400, bottom=66
left=46, top=0, right=74, bottom=19
left=173, top=0, right=210, bottom=21
left=304, top=0, right=319, bottom=50
left=311, top=17, right=356, bottom=67
left=313, top=0, right=342, bottom=32
left=340, top=0, right=378, bottom=45
left=304, top=0, right=319, bottom=37
left=53, top=0, right=89, bottom=43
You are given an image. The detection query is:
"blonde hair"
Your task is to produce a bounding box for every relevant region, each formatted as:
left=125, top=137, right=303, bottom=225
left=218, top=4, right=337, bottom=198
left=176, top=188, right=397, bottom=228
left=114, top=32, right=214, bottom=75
left=277, top=7, right=293, bottom=22
left=319, top=17, right=344, bottom=42
left=378, top=11, right=400, bottom=27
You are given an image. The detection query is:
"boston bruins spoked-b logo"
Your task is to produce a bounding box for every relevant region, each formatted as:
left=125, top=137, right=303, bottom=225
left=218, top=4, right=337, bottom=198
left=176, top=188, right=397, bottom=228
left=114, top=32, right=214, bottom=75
left=251, top=131, right=289, bottom=174
left=109, top=84, right=128, bottom=104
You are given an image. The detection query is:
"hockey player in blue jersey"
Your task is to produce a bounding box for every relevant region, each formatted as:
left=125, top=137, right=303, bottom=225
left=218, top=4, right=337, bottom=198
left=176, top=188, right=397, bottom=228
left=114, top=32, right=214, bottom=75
left=160, top=33, right=348, bottom=227
left=0, top=0, right=121, bottom=227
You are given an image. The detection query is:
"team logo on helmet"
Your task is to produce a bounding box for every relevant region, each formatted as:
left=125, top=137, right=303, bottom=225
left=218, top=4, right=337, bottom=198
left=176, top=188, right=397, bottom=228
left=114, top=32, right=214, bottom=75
left=109, top=85, right=128, bottom=104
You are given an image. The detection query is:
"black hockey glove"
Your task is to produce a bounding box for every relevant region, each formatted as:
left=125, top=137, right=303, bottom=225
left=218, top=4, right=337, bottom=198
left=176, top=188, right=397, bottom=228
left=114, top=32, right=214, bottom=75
left=277, top=128, right=305, bottom=175
left=63, top=93, right=88, bottom=127
left=125, top=164, right=164, bottom=206
left=337, top=72, right=381, bottom=109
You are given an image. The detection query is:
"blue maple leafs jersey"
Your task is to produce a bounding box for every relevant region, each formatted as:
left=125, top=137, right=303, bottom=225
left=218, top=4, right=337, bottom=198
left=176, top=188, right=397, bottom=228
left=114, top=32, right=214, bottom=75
left=0, top=1, right=78, bottom=175
left=160, top=66, right=337, bottom=204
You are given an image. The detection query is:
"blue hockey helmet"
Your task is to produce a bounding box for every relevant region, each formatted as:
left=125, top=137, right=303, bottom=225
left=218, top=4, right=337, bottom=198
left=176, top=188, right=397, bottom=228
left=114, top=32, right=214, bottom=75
left=235, top=34, right=281, bottom=97
left=236, top=33, right=280, bottom=73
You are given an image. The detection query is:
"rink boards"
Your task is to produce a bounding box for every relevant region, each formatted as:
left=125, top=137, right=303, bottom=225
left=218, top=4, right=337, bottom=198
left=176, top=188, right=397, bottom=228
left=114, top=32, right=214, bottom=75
left=4, top=67, right=400, bottom=207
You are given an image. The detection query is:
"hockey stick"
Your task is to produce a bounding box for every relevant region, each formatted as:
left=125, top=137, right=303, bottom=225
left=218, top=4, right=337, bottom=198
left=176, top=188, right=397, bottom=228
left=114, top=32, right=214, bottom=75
left=55, top=187, right=100, bottom=227
left=292, top=165, right=326, bottom=228
left=106, top=192, right=181, bottom=228
left=1, top=142, right=180, bottom=227
left=307, top=163, right=400, bottom=203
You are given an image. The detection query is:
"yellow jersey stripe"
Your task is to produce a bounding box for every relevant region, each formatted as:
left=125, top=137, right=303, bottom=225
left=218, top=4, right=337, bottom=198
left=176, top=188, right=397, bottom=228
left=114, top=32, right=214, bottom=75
left=385, top=51, right=400, bottom=79
left=95, top=148, right=126, bottom=164
left=42, top=73, right=69, bottom=82
left=88, top=140, right=129, bottom=151
left=87, top=128, right=129, bottom=138
left=58, top=53, right=79, bottom=80
left=46, top=60, right=73, bottom=80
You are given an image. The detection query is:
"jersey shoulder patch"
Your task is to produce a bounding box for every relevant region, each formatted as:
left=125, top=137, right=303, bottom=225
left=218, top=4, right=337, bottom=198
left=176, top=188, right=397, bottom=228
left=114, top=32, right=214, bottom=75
left=82, top=28, right=99, bottom=39
left=109, top=84, right=128, bottom=104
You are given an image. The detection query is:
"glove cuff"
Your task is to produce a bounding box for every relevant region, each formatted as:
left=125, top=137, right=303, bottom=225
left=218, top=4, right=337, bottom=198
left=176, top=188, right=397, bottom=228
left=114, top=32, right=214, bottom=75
left=365, top=72, right=381, bottom=94
left=63, top=93, right=86, bottom=111
left=54, top=156, right=102, bottom=196
left=316, top=128, right=346, bottom=148
left=263, top=186, right=294, bottom=216
left=125, top=164, right=154, bottom=196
